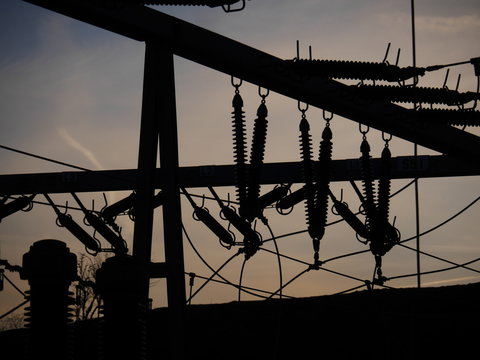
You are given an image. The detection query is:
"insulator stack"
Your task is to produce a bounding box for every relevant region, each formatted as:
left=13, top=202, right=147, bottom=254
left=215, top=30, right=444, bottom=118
left=96, top=255, right=148, bottom=360
left=0, top=195, right=34, bottom=221
left=359, top=138, right=376, bottom=232
left=44, top=193, right=100, bottom=253
left=299, top=117, right=316, bottom=240
left=56, top=212, right=101, bottom=253
left=245, top=101, right=269, bottom=221
left=352, top=84, right=480, bottom=106
left=286, top=59, right=426, bottom=82
left=196, top=207, right=235, bottom=248
left=276, top=186, right=306, bottom=211
left=129, top=191, right=164, bottom=218
left=377, top=145, right=392, bottom=231
left=101, top=192, right=136, bottom=224
left=329, top=190, right=369, bottom=239
left=84, top=211, right=127, bottom=254
left=258, top=184, right=291, bottom=210
left=71, top=193, right=128, bottom=254
left=184, top=188, right=235, bottom=248
left=370, top=144, right=394, bottom=257
left=209, top=187, right=260, bottom=257
left=21, top=239, right=77, bottom=360
left=231, top=91, right=248, bottom=218
left=312, top=125, right=333, bottom=242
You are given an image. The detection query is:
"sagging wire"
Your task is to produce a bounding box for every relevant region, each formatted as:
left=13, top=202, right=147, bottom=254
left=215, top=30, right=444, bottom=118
left=184, top=271, right=291, bottom=301
left=267, top=267, right=310, bottom=299
left=261, top=191, right=480, bottom=294
left=265, top=179, right=416, bottom=246
left=0, top=258, right=29, bottom=320
left=0, top=299, right=30, bottom=321
left=0, top=264, right=24, bottom=297
left=238, top=257, right=248, bottom=301
left=0, top=144, right=130, bottom=185
left=186, top=250, right=242, bottom=304
left=399, top=194, right=480, bottom=244
left=238, top=214, right=284, bottom=301
left=387, top=257, right=480, bottom=282
left=323, top=191, right=480, bottom=266
left=182, top=223, right=276, bottom=300
left=265, top=220, right=283, bottom=300
left=398, top=243, right=480, bottom=275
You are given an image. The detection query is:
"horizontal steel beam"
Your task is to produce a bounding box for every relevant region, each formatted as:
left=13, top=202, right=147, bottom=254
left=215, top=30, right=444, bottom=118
left=1, top=155, right=478, bottom=195
left=24, top=1, right=480, bottom=162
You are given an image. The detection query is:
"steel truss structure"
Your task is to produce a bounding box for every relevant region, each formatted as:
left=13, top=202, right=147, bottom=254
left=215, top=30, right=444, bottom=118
left=1, top=1, right=480, bottom=357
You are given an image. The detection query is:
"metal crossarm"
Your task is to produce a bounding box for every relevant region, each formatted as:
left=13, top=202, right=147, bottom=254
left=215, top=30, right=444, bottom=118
left=24, top=0, right=480, bottom=161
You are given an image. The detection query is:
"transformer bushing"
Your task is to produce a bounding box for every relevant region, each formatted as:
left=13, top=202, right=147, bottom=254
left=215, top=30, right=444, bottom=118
left=96, top=255, right=148, bottom=360
left=21, top=239, right=77, bottom=360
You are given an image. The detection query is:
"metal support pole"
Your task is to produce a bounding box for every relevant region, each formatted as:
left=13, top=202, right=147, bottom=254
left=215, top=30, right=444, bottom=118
left=155, top=42, right=187, bottom=359
left=411, top=0, right=421, bottom=288
left=133, top=40, right=186, bottom=358
left=155, top=45, right=186, bottom=308
left=132, top=42, right=160, bottom=300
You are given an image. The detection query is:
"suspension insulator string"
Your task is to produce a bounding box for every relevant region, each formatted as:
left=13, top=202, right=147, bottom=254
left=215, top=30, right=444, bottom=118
left=311, top=115, right=334, bottom=264
left=208, top=186, right=260, bottom=257
left=70, top=193, right=127, bottom=254
left=258, top=184, right=291, bottom=211
left=377, top=134, right=400, bottom=256
left=245, top=88, right=270, bottom=222
left=230, top=77, right=248, bottom=220
left=182, top=187, right=235, bottom=249
left=44, top=194, right=100, bottom=254
left=297, top=102, right=320, bottom=265
left=276, top=185, right=306, bottom=214
left=358, top=125, right=377, bottom=246
left=376, top=133, right=392, bottom=255
left=328, top=189, right=369, bottom=241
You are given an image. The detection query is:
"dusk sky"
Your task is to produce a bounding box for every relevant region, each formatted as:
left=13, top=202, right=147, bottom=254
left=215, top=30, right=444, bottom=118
left=1, top=0, right=479, bottom=317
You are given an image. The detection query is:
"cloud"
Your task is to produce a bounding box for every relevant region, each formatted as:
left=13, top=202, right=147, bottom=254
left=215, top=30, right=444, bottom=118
left=58, top=128, right=104, bottom=170
left=378, top=12, right=480, bottom=34
left=421, top=275, right=480, bottom=287
left=416, top=14, right=480, bottom=33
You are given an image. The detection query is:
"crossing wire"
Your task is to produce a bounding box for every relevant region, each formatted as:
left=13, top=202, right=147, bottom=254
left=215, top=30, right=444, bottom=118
left=2, top=144, right=479, bottom=300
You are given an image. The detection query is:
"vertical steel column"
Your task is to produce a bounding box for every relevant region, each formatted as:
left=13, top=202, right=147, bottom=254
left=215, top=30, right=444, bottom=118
left=133, top=42, right=160, bottom=300
left=133, top=40, right=186, bottom=359
left=155, top=43, right=187, bottom=360
left=156, top=47, right=186, bottom=308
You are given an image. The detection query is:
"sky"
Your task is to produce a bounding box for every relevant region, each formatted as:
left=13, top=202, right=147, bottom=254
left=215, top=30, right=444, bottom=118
left=1, top=0, right=480, bottom=318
